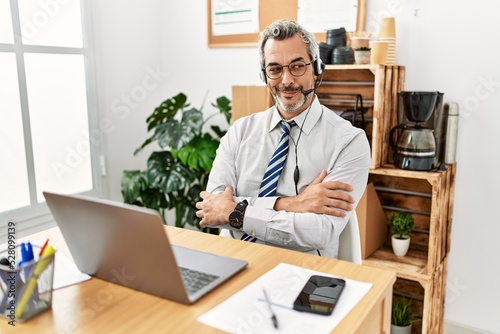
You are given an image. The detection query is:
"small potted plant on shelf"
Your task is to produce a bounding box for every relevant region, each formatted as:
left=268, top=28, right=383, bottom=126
left=388, top=212, right=414, bottom=256
left=391, top=297, right=416, bottom=334
left=354, top=46, right=371, bottom=64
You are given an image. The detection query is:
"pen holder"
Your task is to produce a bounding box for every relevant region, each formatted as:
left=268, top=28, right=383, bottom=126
left=0, top=245, right=56, bottom=322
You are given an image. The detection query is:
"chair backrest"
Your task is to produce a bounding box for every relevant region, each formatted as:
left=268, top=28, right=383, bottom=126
left=338, top=211, right=362, bottom=264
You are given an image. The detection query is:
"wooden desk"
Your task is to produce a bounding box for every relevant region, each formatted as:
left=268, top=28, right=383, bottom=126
left=1, top=226, right=396, bottom=333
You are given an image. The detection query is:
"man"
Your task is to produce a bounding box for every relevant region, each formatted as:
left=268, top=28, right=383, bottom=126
left=196, top=20, right=370, bottom=258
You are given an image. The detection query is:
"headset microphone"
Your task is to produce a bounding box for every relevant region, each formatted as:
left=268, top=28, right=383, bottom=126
left=302, top=88, right=315, bottom=96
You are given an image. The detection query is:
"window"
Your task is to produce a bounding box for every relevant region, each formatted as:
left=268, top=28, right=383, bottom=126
left=0, top=0, right=103, bottom=238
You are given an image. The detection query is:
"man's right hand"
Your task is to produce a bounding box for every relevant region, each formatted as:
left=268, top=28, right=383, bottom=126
left=274, top=170, right=354, bottom=217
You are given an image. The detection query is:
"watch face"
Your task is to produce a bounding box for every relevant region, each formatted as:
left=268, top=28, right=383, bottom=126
left=229, top=200, right=247, bottom=229
left=229, top=211, right=244, bottom=228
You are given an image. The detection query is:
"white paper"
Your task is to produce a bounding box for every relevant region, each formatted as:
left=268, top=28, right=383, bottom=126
left=298, top=0, right=358, bottom=33
left=198, top=263, right=372, bottom=334
left=211, top=0, right=259, bottom=36
left=52, top=251, right=91, bottom=290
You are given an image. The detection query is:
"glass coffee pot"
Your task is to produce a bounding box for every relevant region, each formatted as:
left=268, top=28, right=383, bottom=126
left=390, top=91, right=440, bottom=171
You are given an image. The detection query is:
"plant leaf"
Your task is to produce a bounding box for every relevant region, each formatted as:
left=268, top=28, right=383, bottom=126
left=139, top=187, right=170, bottom=211
left=146, top=93, right=189, bottom=131
left=173, top=134, right=219, bottom=172
left=210, top=125, right=227, bottom=139
left=146, top=151, right=197, bottom=194
left=173, top=183, right=205, bottom=228
left=388, top=211, right=414, bottom=237
left=134, top=137, right=154, bottom=156
left=121, top=170, right=170, bottom=211
left=134, top=93, right=189, bottom=153
left=121, top=170, right=149, bottom=204
left=212, top=96, right=232, bottom=124
left=155, top=107, right=203, bottom=150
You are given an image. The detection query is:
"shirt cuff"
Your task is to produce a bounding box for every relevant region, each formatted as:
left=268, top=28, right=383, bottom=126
left=250, top=196, right=278, bottom=209
left=242, top=205, right=271, bottom=239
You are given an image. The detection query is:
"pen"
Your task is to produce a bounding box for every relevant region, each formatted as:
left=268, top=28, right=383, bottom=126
left=16, top=244, right=56, bottom=318
left=18, top=242, right=34, bottom=267
left=262, top=287, right=279, bottom=329
left=39, top=239, right=50, bottom=256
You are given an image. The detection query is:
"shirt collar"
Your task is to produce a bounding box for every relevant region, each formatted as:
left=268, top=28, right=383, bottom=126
left=269, top=97, right=322, bottom=135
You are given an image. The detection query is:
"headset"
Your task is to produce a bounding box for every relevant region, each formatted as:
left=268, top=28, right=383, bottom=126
left=260, top=58, right=325, bottom=85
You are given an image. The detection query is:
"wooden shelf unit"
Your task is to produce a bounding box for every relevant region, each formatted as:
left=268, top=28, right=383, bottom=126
left=362, top=164, right=456, bottom=334
left=320, top=66, right=456, bottom=334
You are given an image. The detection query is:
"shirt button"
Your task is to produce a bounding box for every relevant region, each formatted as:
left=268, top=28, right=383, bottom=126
left=283, top=241, right=288, bottom=246
left=251, top=231, right=256, bottom=237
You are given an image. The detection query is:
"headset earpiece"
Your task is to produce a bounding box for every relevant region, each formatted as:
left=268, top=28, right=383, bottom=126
left=260, top=69, right=267, bottom=84
left=313, top=59, right=325, bottom=76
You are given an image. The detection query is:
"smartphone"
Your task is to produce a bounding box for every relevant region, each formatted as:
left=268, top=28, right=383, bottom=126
left=293, top=275, right=346, bottom=315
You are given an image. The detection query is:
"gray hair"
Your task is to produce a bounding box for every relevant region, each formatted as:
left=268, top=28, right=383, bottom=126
left=257, top=19, right=320, bottom=69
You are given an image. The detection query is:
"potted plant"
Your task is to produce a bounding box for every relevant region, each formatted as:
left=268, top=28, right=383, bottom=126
left=121, top=92, right=231, bottom=233
left=388, top=212, right=414, bottom=256
left=354, top=46, right=371, bottom=64
left=391, top=297, right=416, bottom=334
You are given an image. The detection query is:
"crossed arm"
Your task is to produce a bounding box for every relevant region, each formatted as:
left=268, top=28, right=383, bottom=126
left=196, top=170, right=355, bottom=228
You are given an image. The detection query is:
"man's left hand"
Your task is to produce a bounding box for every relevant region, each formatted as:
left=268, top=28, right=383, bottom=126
left=196, top=186, right=237, bottom=227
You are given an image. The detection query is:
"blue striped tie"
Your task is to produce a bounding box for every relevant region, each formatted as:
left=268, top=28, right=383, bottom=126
left=242, top=120, right=296, bottom=242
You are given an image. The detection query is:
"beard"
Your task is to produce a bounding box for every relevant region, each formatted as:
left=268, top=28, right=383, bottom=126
left=271, top=86, right=308, bottom=113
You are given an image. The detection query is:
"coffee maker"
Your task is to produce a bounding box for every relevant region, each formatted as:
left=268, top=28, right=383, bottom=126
left=390, top=91, right=442, bottom=171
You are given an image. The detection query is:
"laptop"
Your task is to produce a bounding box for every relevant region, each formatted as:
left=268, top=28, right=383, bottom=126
left=43, top=191, right=248, bottom=304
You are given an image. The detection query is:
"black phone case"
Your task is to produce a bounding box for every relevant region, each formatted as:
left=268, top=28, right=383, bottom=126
left=293, top=275, right=346, bottom=315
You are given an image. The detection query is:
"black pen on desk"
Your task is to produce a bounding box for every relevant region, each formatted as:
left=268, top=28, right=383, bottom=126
left=262, top=287, right=279, bottom=329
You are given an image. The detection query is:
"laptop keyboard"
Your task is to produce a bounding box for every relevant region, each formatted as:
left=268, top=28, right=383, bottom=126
left=179, top=267, right=220, bottom=296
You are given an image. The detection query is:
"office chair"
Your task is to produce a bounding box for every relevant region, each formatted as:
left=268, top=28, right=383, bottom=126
left=338, top=211, right=362, bottom=264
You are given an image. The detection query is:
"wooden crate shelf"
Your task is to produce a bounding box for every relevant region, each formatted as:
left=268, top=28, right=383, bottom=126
left=363, top=164, right=455, bottom=277
left=362, top=164, right=455, bottom=334
left=392, top=257, right=449, bottom=334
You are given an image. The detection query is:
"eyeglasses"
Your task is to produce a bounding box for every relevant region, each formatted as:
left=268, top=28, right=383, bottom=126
left=263, top=61, right=311, bottom=80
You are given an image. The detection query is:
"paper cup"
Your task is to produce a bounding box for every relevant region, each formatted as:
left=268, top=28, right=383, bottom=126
left=369, top=41, right=390, bottom=64
left=379, top=17, right=396, bottom=38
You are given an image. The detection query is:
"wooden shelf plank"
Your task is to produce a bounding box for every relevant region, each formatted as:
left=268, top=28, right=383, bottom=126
left=370, top=164, right=450, bottom=181
left=324, top=64, right=381, bottom=70
left=363, top=247, right=432, bottom=283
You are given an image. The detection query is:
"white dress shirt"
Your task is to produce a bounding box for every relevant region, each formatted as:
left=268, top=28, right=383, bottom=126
left=206, top=97, right=371, bottom=258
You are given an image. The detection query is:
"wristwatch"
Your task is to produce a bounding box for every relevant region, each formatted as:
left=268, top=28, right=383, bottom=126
left=229, top=200, right=248, bottom=229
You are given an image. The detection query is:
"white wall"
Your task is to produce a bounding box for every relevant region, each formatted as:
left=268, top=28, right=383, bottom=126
left=90, top=0, right=165, bottom=199
left=92, top=0, right=500, bottom=332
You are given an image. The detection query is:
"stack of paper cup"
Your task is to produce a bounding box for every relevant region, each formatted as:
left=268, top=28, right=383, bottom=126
left=379, top=17, right=396, bottom=65
left=369, top=40, right=390, bottom=65
left=379, top=17, right=396, bottom=38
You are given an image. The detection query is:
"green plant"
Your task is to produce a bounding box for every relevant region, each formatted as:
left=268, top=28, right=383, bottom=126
left=354, top=46, right=371, bottom=51
left=121, top=92, right=231, bottom=233
left=388, top=212, right=415, bottom=238
left=391, top=297, right=416, bottom=327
